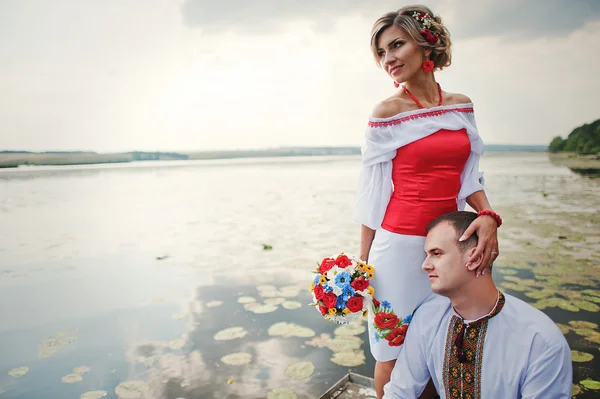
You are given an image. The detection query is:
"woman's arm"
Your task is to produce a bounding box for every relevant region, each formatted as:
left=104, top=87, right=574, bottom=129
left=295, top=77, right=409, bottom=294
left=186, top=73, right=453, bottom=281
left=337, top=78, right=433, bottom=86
left=461, top=190, right=499, bottom=276
left=360, top=225, right=376, bottom=263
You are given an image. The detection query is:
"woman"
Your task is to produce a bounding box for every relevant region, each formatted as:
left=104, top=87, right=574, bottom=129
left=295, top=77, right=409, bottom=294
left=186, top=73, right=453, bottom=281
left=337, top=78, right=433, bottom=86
left=354, top=5, right=501, bottom=398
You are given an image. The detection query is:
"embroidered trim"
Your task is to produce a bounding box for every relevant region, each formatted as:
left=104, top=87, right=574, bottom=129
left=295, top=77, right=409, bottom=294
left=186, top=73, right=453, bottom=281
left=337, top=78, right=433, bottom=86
left=442, top=292, right=505, bottom=399
left=371, top=299, right=413, bottom=347
left=368, top=107, right=474, bottom=128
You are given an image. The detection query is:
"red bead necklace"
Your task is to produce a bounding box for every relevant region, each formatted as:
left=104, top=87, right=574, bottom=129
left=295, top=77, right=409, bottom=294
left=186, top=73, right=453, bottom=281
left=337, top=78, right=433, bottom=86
left=402, top=82, right=443, bottom=109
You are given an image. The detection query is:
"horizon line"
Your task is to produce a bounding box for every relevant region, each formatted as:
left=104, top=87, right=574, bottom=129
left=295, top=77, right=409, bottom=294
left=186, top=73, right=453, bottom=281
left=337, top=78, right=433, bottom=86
left=0, top=144, right=549, bottom=154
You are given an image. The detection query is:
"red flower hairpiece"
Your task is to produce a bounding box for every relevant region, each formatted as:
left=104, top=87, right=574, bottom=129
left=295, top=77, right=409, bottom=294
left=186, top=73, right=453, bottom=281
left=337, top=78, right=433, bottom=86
left=412, top=12, right=439, bottom=45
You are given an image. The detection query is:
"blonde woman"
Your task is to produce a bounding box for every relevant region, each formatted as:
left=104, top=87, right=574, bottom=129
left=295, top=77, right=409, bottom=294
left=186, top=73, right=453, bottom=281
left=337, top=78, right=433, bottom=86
left=354, top=5, right=502, bottom=398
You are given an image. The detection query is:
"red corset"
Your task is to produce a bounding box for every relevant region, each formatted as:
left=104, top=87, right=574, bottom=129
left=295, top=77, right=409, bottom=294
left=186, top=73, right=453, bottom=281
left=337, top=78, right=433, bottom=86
left=381, top=128, right=471, bottom=236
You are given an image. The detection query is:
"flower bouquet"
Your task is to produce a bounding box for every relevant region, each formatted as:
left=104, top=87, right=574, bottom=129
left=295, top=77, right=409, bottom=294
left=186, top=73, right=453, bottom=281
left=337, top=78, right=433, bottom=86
left=309, top=253, right=375, bottom=324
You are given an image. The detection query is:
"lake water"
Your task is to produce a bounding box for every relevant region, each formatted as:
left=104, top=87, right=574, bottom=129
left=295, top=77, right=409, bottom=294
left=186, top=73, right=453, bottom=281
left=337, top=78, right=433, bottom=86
left=0, top=152, right=598, bottom=398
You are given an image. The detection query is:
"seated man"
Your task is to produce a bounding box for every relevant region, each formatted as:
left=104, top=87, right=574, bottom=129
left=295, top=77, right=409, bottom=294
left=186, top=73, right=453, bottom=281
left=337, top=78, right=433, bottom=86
left=384, top=211, right=572, bottom=399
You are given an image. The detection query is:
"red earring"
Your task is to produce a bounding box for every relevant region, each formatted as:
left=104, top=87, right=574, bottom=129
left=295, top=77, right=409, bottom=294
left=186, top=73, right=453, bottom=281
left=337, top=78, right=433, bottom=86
left=393, top=81, right=400, bottom=88
left=422, top=60, right=434, bottom=72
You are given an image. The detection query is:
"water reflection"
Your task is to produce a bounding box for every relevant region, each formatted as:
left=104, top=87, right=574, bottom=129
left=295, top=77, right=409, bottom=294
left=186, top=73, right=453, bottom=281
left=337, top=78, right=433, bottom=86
left=0, top=153, right=599, bottom=398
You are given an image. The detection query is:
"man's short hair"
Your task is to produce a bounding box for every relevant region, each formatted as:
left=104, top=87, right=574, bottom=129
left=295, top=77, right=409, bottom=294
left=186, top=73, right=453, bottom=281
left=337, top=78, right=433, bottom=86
left=426, top=211, right=479, bottom=251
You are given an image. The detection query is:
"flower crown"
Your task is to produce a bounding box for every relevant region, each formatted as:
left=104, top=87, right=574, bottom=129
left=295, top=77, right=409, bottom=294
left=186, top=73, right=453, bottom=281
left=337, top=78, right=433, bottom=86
left=412, top=12, right=439, bottom=45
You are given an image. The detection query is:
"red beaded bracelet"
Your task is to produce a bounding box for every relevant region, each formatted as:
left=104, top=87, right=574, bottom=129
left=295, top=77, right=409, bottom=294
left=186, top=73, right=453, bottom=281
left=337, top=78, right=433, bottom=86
left=477, top=209, right=502, bottom=227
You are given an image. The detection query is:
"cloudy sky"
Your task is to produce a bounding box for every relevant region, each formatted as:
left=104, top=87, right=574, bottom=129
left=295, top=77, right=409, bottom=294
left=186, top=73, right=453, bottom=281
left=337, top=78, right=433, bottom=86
left=1, top=0, right=599, bottom=152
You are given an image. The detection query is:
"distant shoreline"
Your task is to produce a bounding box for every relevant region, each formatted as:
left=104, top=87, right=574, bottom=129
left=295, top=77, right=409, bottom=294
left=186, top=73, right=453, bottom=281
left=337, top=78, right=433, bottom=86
left=0, top=145, right=548, bottom=168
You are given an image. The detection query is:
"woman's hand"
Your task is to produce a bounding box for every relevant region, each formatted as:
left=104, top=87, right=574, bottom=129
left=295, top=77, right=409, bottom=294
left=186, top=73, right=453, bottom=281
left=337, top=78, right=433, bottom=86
left=459, top=215, right=499, bottom=277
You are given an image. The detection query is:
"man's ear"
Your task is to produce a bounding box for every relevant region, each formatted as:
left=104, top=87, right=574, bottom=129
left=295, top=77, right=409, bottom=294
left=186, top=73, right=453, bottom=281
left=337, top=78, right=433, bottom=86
left=466, top=246, right=483, bottom=272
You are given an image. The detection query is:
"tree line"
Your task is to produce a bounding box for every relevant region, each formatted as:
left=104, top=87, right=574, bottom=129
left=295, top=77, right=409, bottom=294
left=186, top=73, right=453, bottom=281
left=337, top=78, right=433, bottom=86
left=549, top=119, right=600, bottom=155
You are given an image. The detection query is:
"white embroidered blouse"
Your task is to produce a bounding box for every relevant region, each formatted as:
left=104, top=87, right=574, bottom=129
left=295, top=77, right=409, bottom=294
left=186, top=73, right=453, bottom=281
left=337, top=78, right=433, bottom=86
left=353, top=103, right=486, bottom=230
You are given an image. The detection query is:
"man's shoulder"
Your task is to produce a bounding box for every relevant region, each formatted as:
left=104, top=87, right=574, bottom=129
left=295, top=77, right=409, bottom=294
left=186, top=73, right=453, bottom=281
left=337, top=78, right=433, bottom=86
left=411, top=294, right=452, bottom=326
left=502, top=293, right=567, bottom=345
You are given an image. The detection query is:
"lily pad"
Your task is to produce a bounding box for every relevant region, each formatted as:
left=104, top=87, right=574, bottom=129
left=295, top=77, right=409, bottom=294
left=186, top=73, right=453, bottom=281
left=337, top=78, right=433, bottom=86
left=572, top=300, right=600, bottom=312
left=267, top=388, right=297, bottom=399
left=557, top=301, right=579, bottom=312
left=571, top=350, right=594, bottom=362
left=327, top=336, right=362, bottom=353
left=334, top=322, right=367, bottom=336
left=115, top=380, right=151, bottom=398
left=278, top=287, right=301, bottom=298
left=304, top=334, right=332, bottom=348
left=81, top=391, right=108, bottom=399
left=257, top=285, right=277, bottom=292
left=284, top=361, right=315, bottom=380
left=268, top=322, right=315, bottom=338
left=572, top=384, right=582, bottom=397
left=206, top=300, right=224, bottom=308
left=237, top=296, right=256, bottom=304
left=264, top=297, right=285, bottom=306
left=330, top=350, right=366, bottom=367
left=499, top=282, right=529, bottom=292
left=582, top=290, right=600, bottom=298
left=580, top=379, right=600, bottom=390
left=568, top=321, right=598, bottom=330
left=214, top=327, right=248, bottom=341
left=525, top=290, right=555, bottom=300
left=584, top=332, right=600, bottom=345
left=8, top=366, right=29, bottom=377
left=221, top=352, right=252, bottom=366
left=61, top=373, right=83, bottom=383
left=497, top=268, right=518, bottom=275
left=258, top=290, right=280, bottom=298
left=583, top=295, right=600, bottom=304
left=38, top=332, right=77, bottom=358
left=555, top=323, right=570, bottom=335
left=282, top=301, right=302, bottom=310
left=504, top=276, right=537, bottom=286
left=243, top=303, right=278, bottom=314
left=73, top=366, right=90, bottom=374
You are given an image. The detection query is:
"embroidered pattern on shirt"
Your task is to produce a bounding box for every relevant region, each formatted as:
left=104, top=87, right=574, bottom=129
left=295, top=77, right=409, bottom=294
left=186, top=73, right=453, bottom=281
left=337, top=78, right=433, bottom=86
left=368, top=107, right=474, bottom=128
left=442, top=292, right=505, bottom=399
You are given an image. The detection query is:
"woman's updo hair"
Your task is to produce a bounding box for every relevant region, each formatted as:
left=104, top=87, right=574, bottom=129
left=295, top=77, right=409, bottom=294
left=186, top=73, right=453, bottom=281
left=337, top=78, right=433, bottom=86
left=370, top=5, right=452, bottom=70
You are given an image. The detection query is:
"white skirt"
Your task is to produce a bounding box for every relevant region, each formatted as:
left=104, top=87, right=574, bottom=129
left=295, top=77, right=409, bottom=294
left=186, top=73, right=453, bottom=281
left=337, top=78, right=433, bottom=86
left=367, top=228, right=433, bottom=362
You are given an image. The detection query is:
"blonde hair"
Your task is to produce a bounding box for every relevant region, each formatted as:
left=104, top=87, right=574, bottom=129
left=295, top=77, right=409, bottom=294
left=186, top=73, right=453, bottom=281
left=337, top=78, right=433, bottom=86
left=370, top=5, right=452, bottom=70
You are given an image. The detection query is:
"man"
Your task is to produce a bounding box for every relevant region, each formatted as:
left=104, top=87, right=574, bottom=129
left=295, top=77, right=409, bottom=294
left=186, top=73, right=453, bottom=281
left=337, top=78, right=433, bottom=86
left=383, top=211, right=572, bottom=399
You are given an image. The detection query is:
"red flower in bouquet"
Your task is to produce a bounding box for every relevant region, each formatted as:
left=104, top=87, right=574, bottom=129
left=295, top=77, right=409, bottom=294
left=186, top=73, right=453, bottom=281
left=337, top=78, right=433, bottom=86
left=319, top=305, right=328, bottom=315
left=334, top=255, right=352, bottom=268
left=386, top=327, right=407, bottom=346
left=322, top=292, right=337, bottom=308
left=319, top=258, right=335, bottom=274
left=346, top=296, right=363, bottom=313
left=350, top=278, right=369, bottom=291
left=374, top=312, right=399, bottom=329
left=313, top=285, right=324, bottom=301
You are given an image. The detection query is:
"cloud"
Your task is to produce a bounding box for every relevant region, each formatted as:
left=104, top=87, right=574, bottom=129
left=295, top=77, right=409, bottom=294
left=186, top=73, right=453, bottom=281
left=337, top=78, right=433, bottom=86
left=446, top=0, right=600, bottom=39
left=180, top=0, right=600, bottom=38
left=179, top=0, right=435, bottom=33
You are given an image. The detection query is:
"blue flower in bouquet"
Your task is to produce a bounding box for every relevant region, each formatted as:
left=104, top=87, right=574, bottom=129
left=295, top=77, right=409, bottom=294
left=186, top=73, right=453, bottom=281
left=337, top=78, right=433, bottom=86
left=334, top=271, right=352, bottom=288
left=381, top=300, right=392, bottom=310
left=336, top=295, right=348, bottom=309
left=404, top=314, right=413, bottom=324
left=342, top=285, right=356, bottom=297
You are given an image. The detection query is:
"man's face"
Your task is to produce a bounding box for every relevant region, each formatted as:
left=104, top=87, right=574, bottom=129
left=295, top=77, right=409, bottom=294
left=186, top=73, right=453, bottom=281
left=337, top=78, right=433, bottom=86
left=422, top=222, right=473, bottom=296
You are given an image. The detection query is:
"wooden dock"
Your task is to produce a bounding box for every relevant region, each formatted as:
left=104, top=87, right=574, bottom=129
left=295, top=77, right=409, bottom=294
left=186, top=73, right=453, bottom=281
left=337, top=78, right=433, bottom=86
left=319, top=372, right=377, bottom=399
